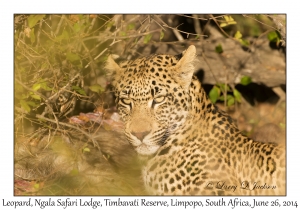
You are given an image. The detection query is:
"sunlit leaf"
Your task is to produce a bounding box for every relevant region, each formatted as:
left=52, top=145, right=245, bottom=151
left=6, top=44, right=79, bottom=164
left=30, top=93, right=41, bottom=100
left=233, top=89, right=242, bottom=103
left=239, top=39, right=250, bottom=47
left=143, top=34, right=152, bottom=44
left=219, top=95, right=225, bottom=101
left=28, top=15, right=45, bottom=28
left=160, top=31, right=164, bottom=40
left=235, top=31, right=249, bottom=47
left=72, top=86, right=86, bottom=96
left=209, top=86, right=220, bottom=104
left=89, top=85, right=104, bottom=94
left=106, top=21, right=115, bottom=28
left=227, top=95, right=235, bottom=106
left=220, top=15, right=236, bottom=27
left=127, top=23, right=135, bottom=30
left=26, top=101, right=38, bottom=107
left=268, top=31, right=280, bottom=42
left=234, top=31, right=243, bottom=39
left=56, top=30, right=69, bottom=42
left=219, top=83, right=230, bottom=92
left=83, top=147, right=90, bottom=153
left=240, top=76, right=252, bottom=86
left=33, top=183, right=40, bottom=189
left=279, top=123, right=285, bottom=129
left=32, top=83, right=41, bottom=91
left=268, top=31, right=281, bottom=46
left=40, top=82, right=52, bottom=91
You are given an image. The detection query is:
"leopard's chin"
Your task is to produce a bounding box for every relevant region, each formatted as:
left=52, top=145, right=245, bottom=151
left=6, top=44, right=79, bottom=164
left=134, top=143, right=160, bottom=156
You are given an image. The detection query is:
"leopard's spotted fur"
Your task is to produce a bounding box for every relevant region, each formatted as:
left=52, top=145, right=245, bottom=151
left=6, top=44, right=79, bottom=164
left=105, top=45, right=286, bottom=195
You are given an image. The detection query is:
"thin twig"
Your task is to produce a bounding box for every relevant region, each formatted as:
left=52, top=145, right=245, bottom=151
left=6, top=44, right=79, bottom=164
left=45, top=73, right=81, bottom=103
left=36, top=114, right=100, bottom=148
left=162, top=23, right=206, bottom=38
left=243, top=15, right=278, bottom=32
left=201, top=52, right=219, bottom=85
left=84, top=39, right=122, bottom=69
left=209, top=15, right=231, bottom=39
left=55, top=15, right=66, bottom=35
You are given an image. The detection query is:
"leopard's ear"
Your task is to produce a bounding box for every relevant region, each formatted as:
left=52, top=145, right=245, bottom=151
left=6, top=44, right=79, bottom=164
left=174, top=45, right=197, bottom=91
left=105, top=55, right=122, bottom=86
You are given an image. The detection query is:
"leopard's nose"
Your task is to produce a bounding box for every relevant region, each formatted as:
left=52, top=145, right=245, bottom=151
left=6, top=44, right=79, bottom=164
left=132, top=131, right=150, bottom=140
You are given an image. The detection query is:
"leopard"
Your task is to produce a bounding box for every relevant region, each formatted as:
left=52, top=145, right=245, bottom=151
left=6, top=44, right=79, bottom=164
left=105, top=45, right=286, bottom=195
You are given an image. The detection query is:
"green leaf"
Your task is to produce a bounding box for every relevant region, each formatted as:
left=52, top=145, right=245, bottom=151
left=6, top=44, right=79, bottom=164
left=28, top=15, right=45, bottom=28
left=143, top=34, right=152, bottom=44
left=72, top=86, right=86, bottom=96
left=160, top=31, right=164, bottom=40
left=209, top=86, right=220, bottom=104
left=267, top=31, right=280, bottom=42
left=83, top=147, right=90, bottom=153
left=40, top=82, right=52, bottom=91
left=66, top=52, right=80, bottom=62
left=56, top=30, right=69, bottom=42
left=30, top=93, right=41, bottom=100
left=215, top=44, right=223, bottom=54
left=279, top=123, right=285, bottom=129
left=219, top=95, right=225, bottom=101
left=33, top=183, right=40, bottom=189
left=220, top=15, right=236, bottom=27
left=26, top=101, right=38, bottom=107
left=127, top=23, right=135, bottom=30
left=73, top=23, right=81, bottom=33
left=89, top=85, right=104, bottom=94
left=78, top=14, right=84, bottom=20
left=32, top=83, right=41, bottom=91
left=106, top=21, right=115, bottom=28
left=233, top=89, right=242, bottom=103
left=32, top=81, right=52, bottom=92
left=227, top=95, right=235, bottom=106
left=120, top=31, right=126, bottom=36
left=234, top=31, right=249, bottom=47
left=219, top=83, right=230, bottom=92
left=20, top=100, right=31, bottom=112
left=234, top=31, right=243, bottom=39
left=70, top=169, right=79, bottom=176
left=239, top=39, right=250, bottom=47
left=240, top=76, right=252, bottom=86
left=30, top=28, right=35, bottom=44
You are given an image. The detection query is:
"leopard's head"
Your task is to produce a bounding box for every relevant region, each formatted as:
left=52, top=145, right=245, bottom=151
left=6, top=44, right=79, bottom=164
left=105, top=45, right=197, bottom=156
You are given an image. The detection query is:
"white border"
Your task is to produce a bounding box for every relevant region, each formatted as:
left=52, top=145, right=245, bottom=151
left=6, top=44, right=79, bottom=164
left=2, top=0, right=298, bottom=209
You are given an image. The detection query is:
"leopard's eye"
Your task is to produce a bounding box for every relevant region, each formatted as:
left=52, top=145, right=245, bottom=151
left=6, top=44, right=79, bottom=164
left=153, top=96, right=165, bottom=104
left=120, top=98, right=131, bottom=105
